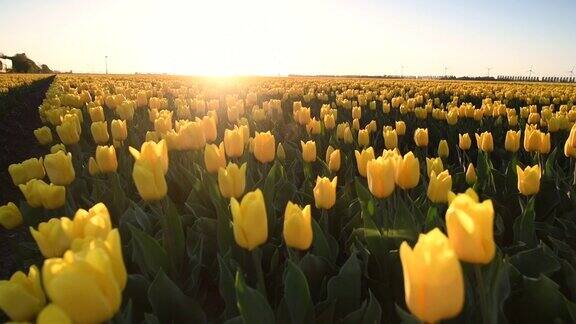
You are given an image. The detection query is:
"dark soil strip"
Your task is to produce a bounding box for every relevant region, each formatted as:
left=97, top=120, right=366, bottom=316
left=0, top=75, right=54, bottom=279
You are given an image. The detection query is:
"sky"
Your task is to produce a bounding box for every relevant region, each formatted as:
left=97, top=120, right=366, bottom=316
left=1, top=0, right=575, bottom=77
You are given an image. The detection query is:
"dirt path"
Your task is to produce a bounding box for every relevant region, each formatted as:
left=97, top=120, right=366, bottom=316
left=0, top=75, right=53, bottom=279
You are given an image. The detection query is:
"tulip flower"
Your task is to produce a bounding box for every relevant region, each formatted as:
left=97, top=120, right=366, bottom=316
left=384, top=129, right=398, bottom=149
left=475, top=132, right=493, bottom=152
left=367, top=156, right=396, bottom=198
left=91, top=121, right=109, bottom=144
left=89, top=106, right=105, bottom=122
left=414, top=128, right=428, bottom=147
left=301, top=140, right=317, bottom=162
left=354, top=147, right=375, bottom=177
left=0, top=202, right=22, bottom=230
left=395, top=121, right=406, bottom=135
left=523, top=125, right=542, bottom=152
left=324, top=114, right=336, bottom=130
left=204, top=143, right=227, bottom=174
left=395, top=152, right=420, bottom=189
left=516, top=165, right=541, bottom=196
left=277, top=143, right=286, bottom=160
left=154, top=115, right=172, bottom=134
left=8, top=157, right=46, bottom=186
left=505, top=130, right=521, bottom=152
left=306, top=118, right=321, bottom=135
left=253, top=131, right=276, bottom=163
left=283, top=202, right=313, bottom=250
left=56, top=118, right=80, bottom=145
left=218, top=163, right=247, bottom=199
left=19, top=179, right=65, bottom=210
left=565, top=139, right=576, bottom=158
left=314, top=176, right=337, bottom=209
left=539, top=132, right=551, bottom=154
left=466, top=163, right=477, bottom=185
left=50, top=143, right=66, bottom=154
left=34, top=126, right=53, bottom=145
left=427, top=170, right=452, bottom=203
left=458, top=134, right=471, bottom=150
left=200, top=115, right=217, bottom=143
left=426, top=157, right=444, bottom=178
left=68, top=203, right=112, bottom=241
left=95, top=145, right=118, bottom=173
left=446, top=189, right=495, bottom=264
left=44, top=151, right=75, bottom=186
left=328, top=149, right=341, bottom=172
left=43, top=230, right=126, bottom=324
left=179, top=120, right=206, bottom=150
left=132, top=158, right=167, bottom=201
left=30, top=218, right=73, bottom=257
left=37, top=304, right=72, bottom=324
left=224, top=126, right=245, bottom=158
left=343, top=126, right=354, bottom=144
left=438, top=139, right=449, bottom=158
left=111, top=119, right=128, bottom=141
left=0, top=265, right=46, bottom=321
left=358, top=129, right=370, bottom=147
left=129, top=139, right=169, bottom=175
left=352, top=106, right=361, bottom=119
left=231, top=189, right=268, bottom=250
left=88, top=157, right=101, bottom=176
left=400, top=228, right=464, bottom=323
left=352, top=118, right=360, bottom=131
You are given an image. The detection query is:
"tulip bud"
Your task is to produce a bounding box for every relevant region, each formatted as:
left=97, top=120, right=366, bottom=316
left=30, top=217, right=73, bottom=257
left=56, top=119, right=80, bottom=145
left=231, top=189, right=268, bottom=250
left=37, top=304, right=72, bottom=324
left=44, top=151, right=75, bottom=186
left=357, top=129, right=370, bottom=147
left=34, top=126, right=53, bottom=145
left=446, top=188, right=495, bottom=264
left=400, top=228, right=464, bottom=323
left=88, top=157, right=101, bottom=176
left=253, top=131, right=276, bottom=163
left=8, top=157, right=46, bottom=186
left=466, top=163, right=477, bottom=185
left=218, top=163, right=247, bottom=199
left=343, top=126, right=354, bottom=144
left=204, top=143, right=227, bottom=174
left=0, top=265, right=46, bottom=321
left=0, top=202, right=22, bottom=229
left=354, top=147, right=375, bottom=177
left=458, top=134, right=471, bottom=150
left=565, top=139, right=576, bottom=158
left=414, top=128, right=428, bottom=147
left=301, top=140, right=317, bottom=162
left=516, top=165, right=541, bottom=196
left=395, top=121, right=406, bottom=135
left=90, top=121, right=109, bottom=144
left=539, top=132, right=551, bottom=154
left=367, top=156, right=396, bottom=198
left=426, top=157, right=444, bottom=178
left=50, top=143, right=66, bottom=154
left=383, top=129, right=398, bottom=149
left=313, top=176, right=337, bottom=209
left=277, top=143, right=286, bottom=161
left=505, top=130, right=521, bottom=152
left=427, top=170, right=452, bottom=203
left=283, top=202, right=313, bottom=250
left=328, top=149, right=341, bottom=172
left=93, top=145, right=117, bottom=173
left=224, top=126, right=244, bottom=158
left=132, top=158, right=167, bottom=201
left=88, top=106, right=105, bottom=122
left=523, top=125, right=541, bottom=152
left=395, top=152, right=420, bottom=189
left=324, top=114, right=336, bottom=130
left=352, top=118, right=360, bottom=131
left=111, top=119, right=128, bottom=141
left=475, top=132, right=493, bottom=152
left=437, top=139, right=449, bottom=158
left=129, top=139, right=169, bottom=175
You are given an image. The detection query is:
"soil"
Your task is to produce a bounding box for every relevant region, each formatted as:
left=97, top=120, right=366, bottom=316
left=0, top=75, right=53, bottom=279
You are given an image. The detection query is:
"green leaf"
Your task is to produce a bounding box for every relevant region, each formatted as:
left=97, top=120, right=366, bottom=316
left=395, top=304, right=421, bottom=324
left=513, top=196, right=537, bottom=247
left=148, top=269, right=207, bottom=323
left=235, top=270, right=275, bottom=323
left=284, top=260, right=315, bottom=324
left=161, top=198, right=186, bottom=271
left=509, top=243, right=561, bottom=278
left=326, top=253, right=362, bottom=318
left=311, top=218, right=335, bottom=262
left=218, top=255, right=239, bottom=319
left=128, top=224, right=170, bottom=277
left=545, top=147, right=558, bottom=177
left=341, top=290, right=382, bottom=324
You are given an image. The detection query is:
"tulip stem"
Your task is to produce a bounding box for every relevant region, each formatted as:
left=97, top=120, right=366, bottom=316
left=252, top=249, right=267, bottom=299
left=475, top=265, right=489, bottom=324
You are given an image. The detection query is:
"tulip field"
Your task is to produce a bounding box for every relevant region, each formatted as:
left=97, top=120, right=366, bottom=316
left=2, top=74, right=576, bottom=323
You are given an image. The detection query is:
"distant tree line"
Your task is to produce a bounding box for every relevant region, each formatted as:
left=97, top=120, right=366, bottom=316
left=0, top=53, right=52, bottom=73
left=288, top=74, right=576, bottom=83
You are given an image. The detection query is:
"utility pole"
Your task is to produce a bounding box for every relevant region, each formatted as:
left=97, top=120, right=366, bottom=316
left=486, top=67, right=492, bottom=77
left=105, top=56, right=108, bottom=74
left=400, top=65, right=404, bottom=77
left=444, top=66, right=448, bottom=78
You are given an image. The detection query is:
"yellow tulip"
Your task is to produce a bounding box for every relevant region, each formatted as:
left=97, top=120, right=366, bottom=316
left=95, top=145, right=118, bottom=173
left=358, top=129, right=370, bottom=148
left=457, top=133, right=471, bottom=151
left=69, top=203, right=112, bottom=241
left=218, top=163, right=247, bottom=199
left=505, top=130, right=521, bottom=152
left=129, top=139, right=169, bottom=175
left=283, top=202, right=313, bottom=250
left=44, top=151, right=75, bottom=186
left=179, top=120, right=206, bottom=151
left=354, top=147, right=375, bottom=177
left=88, top=106, right=105, bottom=122
left=88, top=157, right=101, bottom=176
left=240, top=124, right=250, bottom=145
left=201, top=115, right=218, bottom=143
left=154, top=115, right=172, bottom=134
left=43, top=230, right=126, bottom=324
left=253, top=131, right=276, bottom=163
left=231, top=189, right=268, bottom=250
left=0, top=202, right=22, bottom=229
left=565, top=139, right=576, bottom=158
left=314, top=176, right=337, bottom=209
left=34, top=126, right=53, bottom=145
left=37, top=304, right=72, bottom=324
left=414, top=128, right=428, bottom=147
left=8, top=157, right=45, bottom=186
left=475, top=132, right=493, bottom=152
left=301, top=140, right=317, bottom=162
left=343, top=126, right=354, bottom=144
left=111, top=119, right=128, bottom=141
left=0, top=265, right=46, bottom=321
left=306, top=118, right=321, bottom=135
left=446, top=109, right=458, bottom=125
left=516, top=165, right=541, bottom=196
left=56, top=118, right=80, bottom=145
left=437, top=139, right=449, bottom=158
left=426, top=157, right=444, bottom=178
left=466, top=163, right=477, bottom=185
left=400, top=228, right=464, bottom=323
left=446, top=189, right=495, bottom=264
left=224, top=126, right=245, bottom=158
left=539, top=132, right=551, bottom=154
left=324, top=114, right=336, bottom=130
left=328, top=149, right=341, bottom=172
left=508, top=114, right=518, bottom=127
left=204, top=143, right=227, bottom=174
left=91, top=121, right=109, bottom=144
left=395, top=121, right=406, bottom=135
left=427, top=170, right=452, bottom=203
left=30, top=218, right=73, bottom=258
left=367, top=156, right=396, bottom=198
left=548, top=116, right=560, bottom=133
left=19, top=179, right=65, bottom=210
left=117, top=100, right=135, bottom=121
left=383, top=129, right=398, bottom=149
left=395, top=152, right=420, bottom=190
left=352, top=106, right=362, bottom=119
left=277, top=143, right=286, bottom=161
left=523, top=125, right=541, bottom=152
left=133, top=158, right=167, bottom=201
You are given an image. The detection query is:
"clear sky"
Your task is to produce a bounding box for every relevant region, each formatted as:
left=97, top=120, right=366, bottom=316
left=1, top=0, right=575, bottom=76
